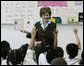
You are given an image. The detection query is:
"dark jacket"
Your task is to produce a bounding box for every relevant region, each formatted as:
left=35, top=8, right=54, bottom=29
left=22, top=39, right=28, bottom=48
left=26, top=21, right=56, bottom=49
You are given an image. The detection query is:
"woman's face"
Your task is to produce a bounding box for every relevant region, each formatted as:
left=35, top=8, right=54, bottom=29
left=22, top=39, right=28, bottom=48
left=42, top=13, right=50, bottom=23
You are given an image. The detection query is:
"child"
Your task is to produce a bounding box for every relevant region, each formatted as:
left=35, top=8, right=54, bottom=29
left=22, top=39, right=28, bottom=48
left=7, top=27, right=37, bottom=65
left=1, top=40, right=11, bottom=65
left=7, top=49, right=24, bottom=65
left=23, top=27, right=37, bottom=65
left=38, top=46, right=64, bottom=65
left=38, top=29, right=64, bottom=65
left=65, top=28, right=81, bottom=65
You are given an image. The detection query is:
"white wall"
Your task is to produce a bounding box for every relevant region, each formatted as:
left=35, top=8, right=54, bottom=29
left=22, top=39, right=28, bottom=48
left=1, top=24, right=83, bottom=58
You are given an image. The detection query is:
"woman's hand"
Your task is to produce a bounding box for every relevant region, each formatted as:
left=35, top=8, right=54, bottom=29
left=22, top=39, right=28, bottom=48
left=20, top=29, right=29, bottom=33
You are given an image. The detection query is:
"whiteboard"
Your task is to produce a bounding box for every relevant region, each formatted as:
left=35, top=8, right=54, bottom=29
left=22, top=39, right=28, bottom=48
left=1, top=1, right=41, bottom=24
left=1, top=1, right=14, bottom=24
left=1, top=1, right=83, bottom=24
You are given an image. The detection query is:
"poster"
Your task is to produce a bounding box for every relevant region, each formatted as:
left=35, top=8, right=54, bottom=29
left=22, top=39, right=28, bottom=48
left=38, top=1, right=67, bottom=6
left=68, top=16, right=78, bottom=23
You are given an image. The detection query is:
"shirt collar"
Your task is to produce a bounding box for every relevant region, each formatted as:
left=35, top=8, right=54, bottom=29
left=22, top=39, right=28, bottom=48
left=40, top=18, right=51, bottom=24
left=40, top=18, right=51, bottom=31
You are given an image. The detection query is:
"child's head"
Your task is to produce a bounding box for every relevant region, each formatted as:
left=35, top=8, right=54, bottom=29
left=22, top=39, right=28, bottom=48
left=1, top=40, right=10, bottom=50
left=66, top=43, right=79, bottom=59
left=46, top=47, right=64, bottom=63
left=51, top=57, right=67, bottom=65
left=7, top=49, right=24, bottom=65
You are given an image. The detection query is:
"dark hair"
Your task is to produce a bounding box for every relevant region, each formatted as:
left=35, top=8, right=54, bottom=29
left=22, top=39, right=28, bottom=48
left=18, top=44, right=29, bottom=58
left=1, top=40, right=10, bottom=49
left=7, top=49, right=24, bottom=65
left=35, top=44, right=44, bottom=64
left=40, top=7, right=51, bottom=17
left=46, top=47, right=64, bottom=63
left=66, top=43, right=79, bottom=59
left=1, top=48, right=9, bottom=59
left=51, top=57, right=67, bottom=65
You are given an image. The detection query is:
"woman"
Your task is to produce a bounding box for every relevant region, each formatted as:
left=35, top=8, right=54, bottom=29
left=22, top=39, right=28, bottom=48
left=21, top=7, right=57, bottom=64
